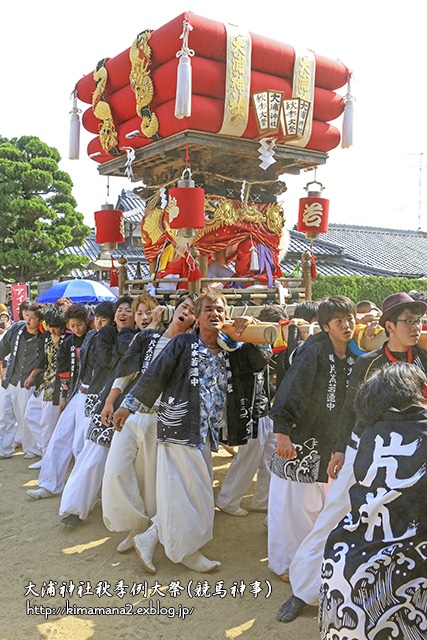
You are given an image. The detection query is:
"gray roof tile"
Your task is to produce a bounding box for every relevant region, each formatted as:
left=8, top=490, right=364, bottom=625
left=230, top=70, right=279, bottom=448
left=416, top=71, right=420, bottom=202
left=323, top=224, right=427, bottom=278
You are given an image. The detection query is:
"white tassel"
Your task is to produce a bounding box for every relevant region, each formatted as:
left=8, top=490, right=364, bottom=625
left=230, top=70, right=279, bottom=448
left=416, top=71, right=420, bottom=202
left=175, top=54, right=192, bottom=118
left=250, top=242, right=259, bottom=271
left=342, top=72, right=355, bottom=149
left=69, top=89, right=81, bottom=160
left=175, top=20, right=195, bottom=119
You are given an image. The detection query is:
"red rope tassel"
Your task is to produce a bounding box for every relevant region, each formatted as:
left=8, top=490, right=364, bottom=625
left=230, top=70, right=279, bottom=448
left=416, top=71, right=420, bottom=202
left=310, top=243, right=317, bottom=280
left=109, top=255, right=119, bottom=287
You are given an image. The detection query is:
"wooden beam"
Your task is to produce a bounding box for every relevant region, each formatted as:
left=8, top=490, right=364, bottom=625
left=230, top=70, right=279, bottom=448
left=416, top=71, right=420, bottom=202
left=97, top=131, right=328, bottom=186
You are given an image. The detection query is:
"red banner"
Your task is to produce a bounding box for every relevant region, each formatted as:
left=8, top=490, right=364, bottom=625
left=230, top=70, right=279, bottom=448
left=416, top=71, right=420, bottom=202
left=11, top=284, right=29, bottom=322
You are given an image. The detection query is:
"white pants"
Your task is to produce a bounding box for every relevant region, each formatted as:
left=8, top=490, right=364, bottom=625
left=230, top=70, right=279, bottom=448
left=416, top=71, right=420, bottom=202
left=0, top=383, right=39, bottom=456
left=153, top=444, right=214, bottom=564
left=38, top=392, right=88, bottom=494
left=60, top=438, right=109, bottom=519
left=39, top=402, right=61, bottom=455
left=102, top=412, right=158, bottom=533
left=216, top=416, right=276, bottom=512
left=25, top=394, right=43, bottom=450
left=0, top=385, right=18, bottom=456
left=289, top=444, right=357, bottom=605
left=268, top=475, right=327, bottom=576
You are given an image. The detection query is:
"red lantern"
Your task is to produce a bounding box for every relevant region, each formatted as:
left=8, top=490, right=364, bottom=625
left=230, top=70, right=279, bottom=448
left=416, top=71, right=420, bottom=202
left=168, top=169, right=205, bottom=230
left=297, top=180, right=329, bottom=240
left=94, top=205, right=125, bottom=245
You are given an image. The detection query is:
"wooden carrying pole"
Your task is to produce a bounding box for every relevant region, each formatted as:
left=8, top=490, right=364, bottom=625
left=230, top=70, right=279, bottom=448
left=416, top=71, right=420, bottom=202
left=222, top=322, right=278, bottom=344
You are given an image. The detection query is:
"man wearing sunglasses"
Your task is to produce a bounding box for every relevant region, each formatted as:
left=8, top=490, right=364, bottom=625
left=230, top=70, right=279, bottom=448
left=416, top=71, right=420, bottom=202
left=278, top=291, right=427, bottom=623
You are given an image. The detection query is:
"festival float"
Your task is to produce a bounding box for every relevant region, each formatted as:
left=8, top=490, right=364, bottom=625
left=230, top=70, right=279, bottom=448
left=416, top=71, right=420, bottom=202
left=70, top=10, right=353, bottom=326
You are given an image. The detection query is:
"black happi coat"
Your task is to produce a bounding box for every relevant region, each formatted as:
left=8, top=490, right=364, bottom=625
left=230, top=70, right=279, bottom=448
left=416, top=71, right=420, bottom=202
left=335, top=342, right=427, bottom=453
left=88, top=326, right=119, bottom=395
left=83, top=325, right=118, bottom=418
left=34, top=331, right=67, bottom=405
left=319, top=405, right=427, bottom=640
left=127, top=331, right=269, bottom=447
left=0, top=321, right=44, bottom=389
left=68, top=329, right=98, bottom=401
left=86, top=327, right=140, bottom=447
left=270, top=332, right=356, bottom=483
left=56, top=332, right=87, bottom=400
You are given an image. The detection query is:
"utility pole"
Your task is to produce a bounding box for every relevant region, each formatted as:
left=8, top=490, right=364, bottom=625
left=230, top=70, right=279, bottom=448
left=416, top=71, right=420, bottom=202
left=417, top=152, right=423, bottom=231
left=407, top=152, right=426, bottom=231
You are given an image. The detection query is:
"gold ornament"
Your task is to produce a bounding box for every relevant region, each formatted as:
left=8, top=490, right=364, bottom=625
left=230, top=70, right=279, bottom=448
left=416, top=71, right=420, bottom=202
left=129, top=31, right=159, bottom=140
left=92, top=59, right=119, bottom=154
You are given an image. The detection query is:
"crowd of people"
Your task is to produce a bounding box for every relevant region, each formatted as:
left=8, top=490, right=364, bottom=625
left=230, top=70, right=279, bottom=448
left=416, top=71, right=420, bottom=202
left=0, top=287, right=426, bottom=639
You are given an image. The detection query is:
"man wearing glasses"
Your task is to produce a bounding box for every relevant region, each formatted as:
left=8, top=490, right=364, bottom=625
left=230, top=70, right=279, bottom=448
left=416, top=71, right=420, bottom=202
left=278, top=291, right=427, bottom=623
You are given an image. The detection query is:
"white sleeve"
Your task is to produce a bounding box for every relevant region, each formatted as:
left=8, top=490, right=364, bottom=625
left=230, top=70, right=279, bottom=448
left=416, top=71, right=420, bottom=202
left=111, top=371, right=139, bottom=392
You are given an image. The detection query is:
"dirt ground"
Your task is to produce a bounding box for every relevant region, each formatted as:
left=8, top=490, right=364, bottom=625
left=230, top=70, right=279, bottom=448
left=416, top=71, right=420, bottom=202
left=1, top=446, right=320, bottom=640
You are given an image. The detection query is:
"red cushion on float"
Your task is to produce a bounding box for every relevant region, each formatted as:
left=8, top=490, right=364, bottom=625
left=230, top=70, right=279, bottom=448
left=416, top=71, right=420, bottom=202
left=86, top=134, right=149, bottom=163
left=120, top=97, right=341, bottom=152
left=305, top=121, right=341, bottom=152
left=250, top=33, right=296, bottom=79
left=149, top=11, right=348, bottom=89
left=150, top=12, right=226, bottom=67
left=314, top=53, right=350, bottom=91
left=313, top=87, right=344, bottom=121
left=76, top=74, right=95, bottom=105
left=153, top=57, right=226, bottom=104
left=108, top=84, right=137, bottom=123
left=157, top=96, right=341, bottom=152
left=82, top=108, right=99, bottom=135
left=77, top=11, right=349, bottom=102
left=104, top=49, right=132, bottom=93
left=82, top=66, right=343, bottom=140
left=116, top=117, right=154, bottom=148
left=87, top=94, right=341, bottom=156
left=75, top=50, right=132, bottom=104
left=87, top=138, right=111, bottom=163
left=156, top=96, right=224, bottom=137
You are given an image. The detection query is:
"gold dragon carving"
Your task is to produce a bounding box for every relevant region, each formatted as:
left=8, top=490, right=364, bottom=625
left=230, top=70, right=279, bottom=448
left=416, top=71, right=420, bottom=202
left=200, top=196, right=285, bottom=237
left=142, top=194, right=285, bottom=248
left=92, top=58, right=120, bottom=155
left=129, top=31, right=159, bottom=140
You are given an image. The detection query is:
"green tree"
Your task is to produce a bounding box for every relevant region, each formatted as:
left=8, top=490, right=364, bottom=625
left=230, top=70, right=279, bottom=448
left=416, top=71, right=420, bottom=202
left=0, top=135, right=91, bottom=283
left=312, top=274, right=427, bottom=306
